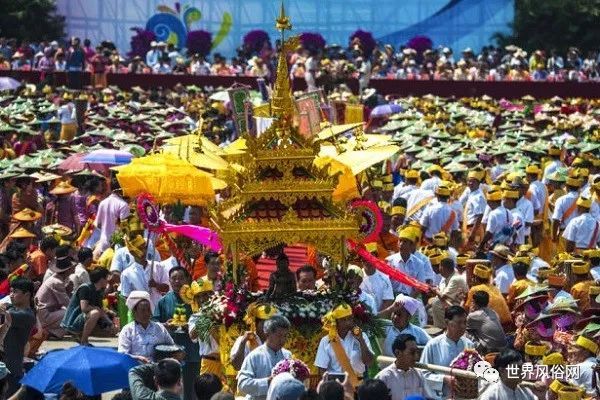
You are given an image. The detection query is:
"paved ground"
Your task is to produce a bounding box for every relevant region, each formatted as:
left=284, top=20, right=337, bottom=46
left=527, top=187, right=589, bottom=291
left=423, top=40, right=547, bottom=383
left=35, top=336, right=120, bottom=400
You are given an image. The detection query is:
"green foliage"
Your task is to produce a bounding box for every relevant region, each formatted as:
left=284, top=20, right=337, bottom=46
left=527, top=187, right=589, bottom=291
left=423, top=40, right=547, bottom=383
left=0, top=0, right=65, bottom=41
left=494, top=0, right=600, bottom=54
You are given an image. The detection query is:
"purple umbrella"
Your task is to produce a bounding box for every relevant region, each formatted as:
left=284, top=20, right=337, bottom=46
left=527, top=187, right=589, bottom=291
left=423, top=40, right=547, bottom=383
left=370, top=103, right=403, bottom=118
left=0, top=77, right=22, bottom=91
left=82, top=149, right=133, bottom=165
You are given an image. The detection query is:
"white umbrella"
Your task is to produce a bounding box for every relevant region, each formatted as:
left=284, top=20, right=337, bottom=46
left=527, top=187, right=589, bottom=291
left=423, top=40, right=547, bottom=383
left=0, top=77, right=22, bottom=91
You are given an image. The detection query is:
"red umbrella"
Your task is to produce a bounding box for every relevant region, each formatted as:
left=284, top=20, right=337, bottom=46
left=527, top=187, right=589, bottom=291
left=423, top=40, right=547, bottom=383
left=57, top=153, right=110, bottom=174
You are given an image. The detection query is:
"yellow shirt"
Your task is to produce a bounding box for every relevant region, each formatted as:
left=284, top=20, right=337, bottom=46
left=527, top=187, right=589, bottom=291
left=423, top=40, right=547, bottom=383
left=465, top=283, right=511, bottom=325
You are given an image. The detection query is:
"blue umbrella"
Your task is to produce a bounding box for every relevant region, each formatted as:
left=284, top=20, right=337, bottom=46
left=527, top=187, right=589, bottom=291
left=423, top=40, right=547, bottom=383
left=0, top=77, right=22, bottom=91
left=82, top=149, right=133, bottom=165
left=370, top=103, right=403, bottom=118
left=20, top=346, right=138, bottom=395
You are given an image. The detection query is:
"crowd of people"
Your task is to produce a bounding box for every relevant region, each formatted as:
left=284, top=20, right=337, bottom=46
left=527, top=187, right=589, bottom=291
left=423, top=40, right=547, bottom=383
left=0, top=42, right=599, bottom=400
left=1, top=36, right=600, bottom=85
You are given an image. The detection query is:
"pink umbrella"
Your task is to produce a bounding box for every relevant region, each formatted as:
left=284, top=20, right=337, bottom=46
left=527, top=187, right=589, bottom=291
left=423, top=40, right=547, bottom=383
left=57, top=153, right=110, bottom=174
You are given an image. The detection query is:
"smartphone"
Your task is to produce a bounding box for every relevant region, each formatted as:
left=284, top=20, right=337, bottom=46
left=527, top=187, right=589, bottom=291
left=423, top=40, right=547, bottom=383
left=327, top=373, right=346, bottom=382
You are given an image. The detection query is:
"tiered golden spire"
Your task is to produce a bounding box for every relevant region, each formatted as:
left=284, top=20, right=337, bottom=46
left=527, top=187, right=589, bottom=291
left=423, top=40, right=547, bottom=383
left=270, top=2, right=298, bottom=119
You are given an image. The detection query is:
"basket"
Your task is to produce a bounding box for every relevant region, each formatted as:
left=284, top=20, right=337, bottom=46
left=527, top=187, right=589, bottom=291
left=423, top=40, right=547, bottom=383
left=454, top=376, right=479, bottom=399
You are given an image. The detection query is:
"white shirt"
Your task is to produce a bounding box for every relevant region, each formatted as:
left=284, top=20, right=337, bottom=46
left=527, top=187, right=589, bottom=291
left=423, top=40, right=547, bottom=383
left=386, top=253, right=429, bottom=295
left=314, top=331, right=373, bottom=375
left=516, top=197, right=535, bottom=235
left=110, top=243, right=161, bottom=273
left=552, top=191, right=580, bottom=229
left=480, top=381, right=537, bottom=400
left=463, top=188, right=487, bottom=225
left=591, top=265, right=600, bottom=281
left=528, top=180, right=547, bottom=213
left=486, top=205, right=513, bottom=236
left=419, top=202, right=459, bottom=239
left=118, top=320, right=174, bottom=360
left=382, top=324, right=432, bottom=356
left=94, top=194, right=130, bottom=251
left=570, top=356, right=596, bottom=394
left=420, top=176, right=441, bottom=192
left=188, top=313, right=220, bottom=355
left=562, top=213, right=600, bottom=249
left=69, top=263, right=90, bottom=293
left=375, top=364, right=425, bottom=400
left=120, top=259, right=172, bottom=308
left=406, top=189, right=435, bottom=222
left=359, top=291, right=378, bottom=314
left=360, top=270, right=394, bottom=311
left=494, top=264, right=515, bottom=294
left=510, top=207, right=527, bottom=245
left=392, top=183, right=417, bottom=202
left=527, top=257, right=550, bottom=282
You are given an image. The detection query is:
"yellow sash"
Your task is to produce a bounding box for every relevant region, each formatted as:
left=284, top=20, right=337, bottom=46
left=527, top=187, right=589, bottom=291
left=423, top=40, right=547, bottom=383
left=406, top=196, right=435, bottom=218
left=330, top=338, right=360, bottom=387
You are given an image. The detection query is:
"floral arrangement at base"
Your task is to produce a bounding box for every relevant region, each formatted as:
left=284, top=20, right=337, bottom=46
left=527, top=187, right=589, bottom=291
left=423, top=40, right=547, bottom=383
left=272, top=359, right=311, bottom=382
left=187, top=30, right=213, bottom=57
left=128, top=28, right=156, bottom=58
left=449, top=349, right=483, bottom=399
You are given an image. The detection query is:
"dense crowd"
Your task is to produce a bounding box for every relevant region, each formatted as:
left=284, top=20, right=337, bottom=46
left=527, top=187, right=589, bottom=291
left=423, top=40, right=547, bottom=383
left=1, top=36, right=600, bottom=86
left=0, top=48, right=599, bottom=400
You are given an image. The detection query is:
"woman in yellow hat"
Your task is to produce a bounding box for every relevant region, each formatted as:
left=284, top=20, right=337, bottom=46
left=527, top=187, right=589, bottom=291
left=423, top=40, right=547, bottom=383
left=48, top=181, right=79, bottom=233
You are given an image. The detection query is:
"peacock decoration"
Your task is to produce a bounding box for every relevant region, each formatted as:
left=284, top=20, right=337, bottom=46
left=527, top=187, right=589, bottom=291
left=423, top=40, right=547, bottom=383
left=144, top=2, right=232, bottom=51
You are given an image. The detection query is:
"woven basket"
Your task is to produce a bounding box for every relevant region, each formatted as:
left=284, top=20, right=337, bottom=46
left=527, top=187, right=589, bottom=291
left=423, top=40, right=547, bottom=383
left=454, top=376, right=479, bottom=399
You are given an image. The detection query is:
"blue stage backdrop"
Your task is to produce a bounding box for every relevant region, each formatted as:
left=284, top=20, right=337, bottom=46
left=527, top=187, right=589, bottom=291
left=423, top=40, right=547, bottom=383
left=57, top=0, right=514, bottom=58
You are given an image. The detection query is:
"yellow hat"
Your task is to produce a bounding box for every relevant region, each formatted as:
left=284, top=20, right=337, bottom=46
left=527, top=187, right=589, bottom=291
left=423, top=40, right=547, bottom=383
left=383, top=183, right=394, bottom=191
left=382, top=175, right=393, bottom=184
left=378, top=201, right=391, bottom=214
left=435, top=182, right=452, bottom=197
left=9, top=227, right=36, bottom=239
left=589, top=285, right=600, bottom=295
left=548, top=146, right=562, bottom=156
left=510, top=256, right=531, bottom=266
left=405, top=170, right=420, bottom=180
left=428, top=249, right=445, bottom=265
left=486, top=191, right=502, bottom=201
left=432, top=232, right=448, bottom=247
left=467, top=170, right=485, bottom=181
left=96, top=247, right=114, bottom=269
left=49, top=181, right=77, bottom=195
left=427, top=164, right=444, bottom=175
left=566, top=177, right=583, bottom=187
left=576, top=168, right=590, bottom=178
left=179, top=278, right=214, bottom=312
left=13, top=208, right=42, bottom=222
left=397, top=225, right=420, bottom=243
left=244, top=302, right=278, bottom=332
left=576, top=335, right=599, bottom=354
left=473, top=264, right=492, bottom=279
left=372, top=180, right=383, bottom=189
left=364, top=242, right=378, bottom=253
left=557, top=386, right=584, bottom=400
left=322, top=303, right=354, bottom=340
left=125, top=234, right=146, bottom=259
left=502, top=190, right=520, bottom=200
left=549, top=380, right=565, bottom=394
left=347, top=264, right=364, bottom=278
left=456, top=254, right=470, bottom=266
left=583, top=249, right=600, bottom=259
left=525, top=165, right=541, bottom=175
left=572, top=261, right=590, bottom=275
left=542, top=352, right=564, bottom=365
left=390, top=206, right=406, bottom=216
left=576, top=196, right=592, bottom=208
left=524, top=341, right=550, bottom=356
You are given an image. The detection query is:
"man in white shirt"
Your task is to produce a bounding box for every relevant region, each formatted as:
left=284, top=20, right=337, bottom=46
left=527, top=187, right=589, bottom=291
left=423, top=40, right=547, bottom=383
left=93, top=179, right=130, bottom=257
left=70, top=247, right=92, bottom=292
left=419, top=182, right=459, bottom=241
left=429, top=257, right=468, bottom=329
left=479, top=190, right=514, bottom=252
left=461, top=170, right=487, bottom=250
left=314, top=304, right=374, bottom=384
left=379, top=296, right=431, bottom=356
left=514, top=178, right=536, bottom=240
left=359, top=258, right=394, bottom=312
left=563, top=196, right=600, bottom=252
left=393, top=170, right=419, bottom=202
left=542, top=147, right=564, bottom=184
left=567, top=335, right=599, bottom=396
left=387, top=227, right=431, bottom=295
left=490, top=245, right=514, bottom=295
left=375, top=333, right=425, bottom=400
left=420, top=165, right=443, bottom=192
left=552, top=178, right=582, bottom=246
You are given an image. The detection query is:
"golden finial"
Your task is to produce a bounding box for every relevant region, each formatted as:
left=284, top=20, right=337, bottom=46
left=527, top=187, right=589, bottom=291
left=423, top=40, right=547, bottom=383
left=276, top=2, right=292, bottom=32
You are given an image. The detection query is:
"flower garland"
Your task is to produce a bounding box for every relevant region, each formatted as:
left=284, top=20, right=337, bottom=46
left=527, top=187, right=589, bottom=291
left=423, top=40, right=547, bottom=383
left=272, top=359, right=311, bottom=382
